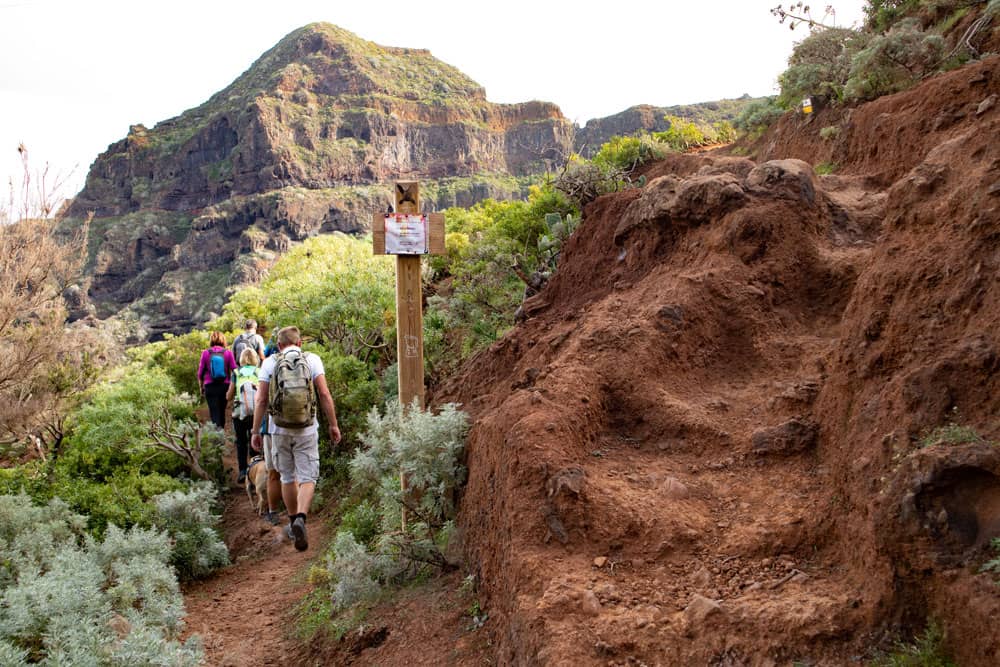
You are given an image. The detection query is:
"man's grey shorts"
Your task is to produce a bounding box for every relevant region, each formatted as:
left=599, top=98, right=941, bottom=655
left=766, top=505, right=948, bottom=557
left=271, top=432, right=320, bottom=485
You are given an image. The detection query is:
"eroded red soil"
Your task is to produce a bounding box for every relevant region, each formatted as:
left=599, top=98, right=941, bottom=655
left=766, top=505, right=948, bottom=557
left=188, top=57, right=1000, bottom=666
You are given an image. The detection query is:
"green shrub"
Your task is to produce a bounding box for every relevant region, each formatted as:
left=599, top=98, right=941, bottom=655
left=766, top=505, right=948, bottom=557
left=918, top=411, right=987, bottom=448
left=306, top=346, right=382, bottom=450
left=135, top=330, right=210, bottom=397
left=219, top=235, right=397, bottom=366
left=57, top=365, right=199, bottom=483
left=0, top=494, right=203, bottom=664
left=865, top=0, right=922, bottom=33
left=0, top=461, right=49, bottom=499
left=820, top=125, right=842, bottom=140
left=427, top=185, right=576, bottom=370
left=591, top=134, right=668, bottom=172
left=844, top=19, right=945, bottom=102
left=339, top=498, right=381, bottom=547
left=53, top=471, right=184, bottom=537
left=981, top=537, right=1000, bottom=582
left=653, top=116, right=712, bottom=150
left=815, top=162, right=839, bottom=175
left=151, top=482, right=229, bottom=582
left=351, top=399, right=469, bottom=526
left=713, top=120, right=737, bottom=144
left=778, top=28, right=870, bottom=107
left=734, top=96, right=785, bottom=136
left=873, top=621, right=955, bottom=667
left=324, top=401, right=469, bottom=612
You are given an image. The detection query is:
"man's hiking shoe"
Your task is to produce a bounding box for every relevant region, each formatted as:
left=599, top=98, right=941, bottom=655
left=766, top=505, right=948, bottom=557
left=291, top=516, right=308, bottom=552
left=263, top=511, right=280, bottom=526
left=237, top=470, right=246, bottom=484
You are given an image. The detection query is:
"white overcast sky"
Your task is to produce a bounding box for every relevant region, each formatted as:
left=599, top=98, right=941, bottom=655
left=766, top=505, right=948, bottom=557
left=1, top=0, right=868, bottom=202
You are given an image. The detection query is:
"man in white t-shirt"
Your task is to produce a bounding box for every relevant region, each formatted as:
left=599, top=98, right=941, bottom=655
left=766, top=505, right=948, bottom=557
left=250, top=326, right=341, bottom=551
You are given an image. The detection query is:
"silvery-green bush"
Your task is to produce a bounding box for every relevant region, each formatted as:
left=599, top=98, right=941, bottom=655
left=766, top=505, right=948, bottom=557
left=351, top=399, right=468, bottom=527
left=329, top=400, right=469, bottom=612
left=151, top=482, right=230, bottom=582
left=0, top=494, right=203, bottom=665
left=845, top=18, right=945, bottom=102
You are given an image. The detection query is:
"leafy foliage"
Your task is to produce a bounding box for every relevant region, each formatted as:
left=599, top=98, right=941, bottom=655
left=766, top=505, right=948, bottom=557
left=872, top=621, right=956, bottom=667
left=591, top=135, right=668, bottom=172
left=151, top=483, right=230, bottom=581
left=134, top=330, right=210, bottom=398
left=219, top=235, right=396, bottom=366
left=865, top=0, right=922, bottom=33
left=733, top=96, right=786, bottom=136
left=45, top=365, right=224, bottom=535
left=324, top=401, right=469, bottom=612
left=653, top=116, right=714, bottom=150
left=425, top=185, right=576, bottom=374
left=917, top=410, right=987, bottom=448
left=981, top=537, right=1000, bottom=582
left=778, top=28, right=871, bottom=107
left=844, top=19, right=946, bottom=101
left=0, top=494, right=203, bottom=665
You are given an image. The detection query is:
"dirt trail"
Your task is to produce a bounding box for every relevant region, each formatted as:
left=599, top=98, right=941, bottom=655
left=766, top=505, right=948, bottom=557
left=181, top=446, right=328, bottom=666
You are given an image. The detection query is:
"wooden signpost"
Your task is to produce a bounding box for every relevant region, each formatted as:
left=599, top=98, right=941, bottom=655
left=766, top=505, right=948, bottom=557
left=372, top=181, right=445, bottom=528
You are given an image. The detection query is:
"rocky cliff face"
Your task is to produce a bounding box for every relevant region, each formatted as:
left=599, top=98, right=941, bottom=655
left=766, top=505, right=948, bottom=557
left=68, top=23, right=753, bottom=339
left=67, top=23, right=574, bottom=338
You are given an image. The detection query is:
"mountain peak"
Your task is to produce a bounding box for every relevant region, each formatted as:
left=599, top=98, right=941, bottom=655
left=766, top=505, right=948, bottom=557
left=208, top=22, right=487, bottom=110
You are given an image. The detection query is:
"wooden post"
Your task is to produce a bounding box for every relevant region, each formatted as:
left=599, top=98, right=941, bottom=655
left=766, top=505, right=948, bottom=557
left=394, top=182, right=425, bottom=415
left=373, top=181, right=445, bottom=531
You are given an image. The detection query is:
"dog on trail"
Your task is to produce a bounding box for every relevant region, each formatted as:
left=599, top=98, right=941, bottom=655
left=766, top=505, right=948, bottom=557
left=245, top=456, right=268, bottom=515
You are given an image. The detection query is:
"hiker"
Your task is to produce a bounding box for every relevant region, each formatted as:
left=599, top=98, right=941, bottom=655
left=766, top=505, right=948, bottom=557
left=197, top=331, right=237, bottom=431
left=263, top=330, right=279, bottom=359
left=226, top=347, right=260, bottom=484
left=250, top=326, right=341, bottom=551
left=232, top=319, right=265, bottom=367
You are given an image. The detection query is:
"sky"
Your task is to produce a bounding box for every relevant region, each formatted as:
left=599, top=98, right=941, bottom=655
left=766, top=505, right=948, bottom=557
left=0, top=0, right=869, bottom=205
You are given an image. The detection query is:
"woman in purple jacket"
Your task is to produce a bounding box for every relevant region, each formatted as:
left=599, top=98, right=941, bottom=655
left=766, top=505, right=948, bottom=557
left=197, top=331, right=237, bottom=432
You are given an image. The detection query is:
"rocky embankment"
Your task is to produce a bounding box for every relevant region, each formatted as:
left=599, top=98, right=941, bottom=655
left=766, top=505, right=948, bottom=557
left=435, top=56, right=1000, bottom=665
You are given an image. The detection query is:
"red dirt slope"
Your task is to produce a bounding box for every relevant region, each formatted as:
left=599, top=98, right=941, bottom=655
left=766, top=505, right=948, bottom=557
left=435, top=57, right=1000, bottom=665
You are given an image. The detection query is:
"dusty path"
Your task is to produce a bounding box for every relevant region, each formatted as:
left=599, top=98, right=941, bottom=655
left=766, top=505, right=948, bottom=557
left=183, top=481, right=329, bottom=666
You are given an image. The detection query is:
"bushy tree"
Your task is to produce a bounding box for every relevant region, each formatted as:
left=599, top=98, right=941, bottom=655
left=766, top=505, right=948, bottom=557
left=844, top=18, right=946, bottom=101
left=48, top=365, right=224, bottom=533
left=57, top=365, right=201, bottom=482
left=734, top=96, right=785, bottom=135
left=653, top=115, right=713, bottom=150
left=864, top=0, right=922, bottom=32
left=219, top=235, right=397, bottom=366
left=134, top=330, right=210, bottom=397
left=778, top=27, right=871, bottom=107
left=591, top=135, right=668, bottom=172
left=425, top=185, right=576, bottom=371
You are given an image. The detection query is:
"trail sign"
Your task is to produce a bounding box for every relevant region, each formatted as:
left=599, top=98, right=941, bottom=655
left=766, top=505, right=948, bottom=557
left=372, top=181, right=445, bottom=528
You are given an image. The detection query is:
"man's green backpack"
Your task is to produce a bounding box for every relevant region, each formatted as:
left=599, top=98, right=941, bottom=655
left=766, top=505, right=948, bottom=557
left=268, top=350, right=316, bottom=428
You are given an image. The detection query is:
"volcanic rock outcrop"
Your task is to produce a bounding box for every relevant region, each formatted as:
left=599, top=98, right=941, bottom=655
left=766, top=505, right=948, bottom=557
left=67, top=23, right=575, bottom=338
